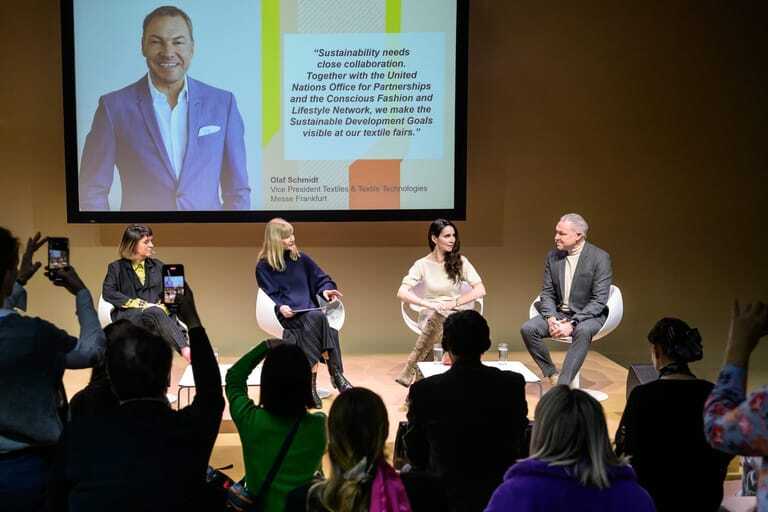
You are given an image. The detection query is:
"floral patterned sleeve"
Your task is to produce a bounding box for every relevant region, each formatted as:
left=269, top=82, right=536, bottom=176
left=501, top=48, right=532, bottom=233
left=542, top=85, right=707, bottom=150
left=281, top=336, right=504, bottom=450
left=704, top=363, right=767, bottom=511
left=704, top=364, right=768, bottom=454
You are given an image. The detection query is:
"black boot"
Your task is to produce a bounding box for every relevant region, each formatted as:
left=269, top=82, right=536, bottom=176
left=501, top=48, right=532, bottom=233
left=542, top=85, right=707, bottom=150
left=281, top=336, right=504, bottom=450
left=329, top=364, right=352, bottom=392
left=311, top=373, right=323, bottom=409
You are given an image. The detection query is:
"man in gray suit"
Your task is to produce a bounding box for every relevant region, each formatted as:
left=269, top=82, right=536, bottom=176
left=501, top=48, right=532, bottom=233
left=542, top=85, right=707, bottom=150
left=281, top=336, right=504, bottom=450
left=521, top=213, right=612, bottom=385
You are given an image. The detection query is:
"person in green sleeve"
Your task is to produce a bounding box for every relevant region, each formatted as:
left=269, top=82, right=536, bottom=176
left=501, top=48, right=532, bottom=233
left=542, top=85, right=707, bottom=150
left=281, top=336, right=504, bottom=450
left=226, top=340, right=327, bottom=512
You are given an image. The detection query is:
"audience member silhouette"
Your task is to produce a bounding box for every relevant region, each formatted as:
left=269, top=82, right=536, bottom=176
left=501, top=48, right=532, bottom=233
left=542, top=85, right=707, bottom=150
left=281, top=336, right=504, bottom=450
left=49, top=285, right=223, bottom=511
left=615, top=317, right=732, bottom=511
left=405, top=310, right=528, bottom=512
left=225, top=340, right=326, bottom=512
left=287, top=387, right=412, bottom=512
left=0, top=228, right=105, bottom=512
left=68, top=320, right=150, bottom=420
left=704, top=300, right=768, bottom=512
left=485, top=385, right=654, bottom=512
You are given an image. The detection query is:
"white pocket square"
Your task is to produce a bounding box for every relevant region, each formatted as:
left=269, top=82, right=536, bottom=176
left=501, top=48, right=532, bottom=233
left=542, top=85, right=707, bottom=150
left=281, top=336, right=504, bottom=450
left=198, top=125, right=221, bottom=136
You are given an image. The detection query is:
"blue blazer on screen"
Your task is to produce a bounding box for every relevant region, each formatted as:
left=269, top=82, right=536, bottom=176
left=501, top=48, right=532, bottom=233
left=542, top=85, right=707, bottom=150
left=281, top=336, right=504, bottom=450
left=78, top=76, right=251, bottom=211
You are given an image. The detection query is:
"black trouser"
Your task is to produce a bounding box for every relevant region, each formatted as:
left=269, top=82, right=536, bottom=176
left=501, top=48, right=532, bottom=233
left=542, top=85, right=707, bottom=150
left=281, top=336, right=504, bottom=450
left=279, top=310, right=343, bottom=371
left=115, top=306, right=188, bottom=353
left=520, top=312, right=604, bottom=385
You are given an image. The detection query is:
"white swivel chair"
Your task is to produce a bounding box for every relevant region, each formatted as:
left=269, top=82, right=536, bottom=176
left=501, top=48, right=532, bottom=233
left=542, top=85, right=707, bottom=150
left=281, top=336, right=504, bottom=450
left=255, top=289, right=346, bottom=336
left=97, top=295, right=181, bottom=405
left=528, top=284, right=623, bottom=401
left=255, top=289, right=285, bottom=339
left=97, top=295, right=116, bottom=328
left=255, top=288, right=346, bottom=398
left=400, top=281, right=484, bottom=335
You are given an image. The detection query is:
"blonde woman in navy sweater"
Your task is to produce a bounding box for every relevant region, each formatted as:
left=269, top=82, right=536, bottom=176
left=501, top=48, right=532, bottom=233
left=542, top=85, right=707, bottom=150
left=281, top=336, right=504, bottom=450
left=256, top=218, right=351, bottom=408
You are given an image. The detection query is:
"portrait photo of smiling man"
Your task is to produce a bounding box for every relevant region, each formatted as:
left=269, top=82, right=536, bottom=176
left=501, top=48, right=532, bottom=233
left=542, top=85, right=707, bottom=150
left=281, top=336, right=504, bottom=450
left=78, top=5, right=251, bottom=212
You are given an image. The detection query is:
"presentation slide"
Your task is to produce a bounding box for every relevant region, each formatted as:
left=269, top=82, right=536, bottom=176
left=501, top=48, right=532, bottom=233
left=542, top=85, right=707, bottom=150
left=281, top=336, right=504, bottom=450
left=63, top=0, right=466, bottom=222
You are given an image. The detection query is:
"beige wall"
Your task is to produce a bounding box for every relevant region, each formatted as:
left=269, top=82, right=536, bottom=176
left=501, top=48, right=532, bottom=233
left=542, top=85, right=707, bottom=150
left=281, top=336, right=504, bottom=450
left=1, top=1, right=766, bottom=383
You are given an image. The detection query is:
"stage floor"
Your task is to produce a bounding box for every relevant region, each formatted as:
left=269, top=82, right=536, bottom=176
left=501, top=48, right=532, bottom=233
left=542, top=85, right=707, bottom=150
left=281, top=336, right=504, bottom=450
left=62, top=350, right=630, bottom=480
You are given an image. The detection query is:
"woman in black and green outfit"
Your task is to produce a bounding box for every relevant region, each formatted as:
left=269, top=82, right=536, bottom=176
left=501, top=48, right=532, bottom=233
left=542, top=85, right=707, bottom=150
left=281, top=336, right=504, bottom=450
left=225, top=340, right=326, bottom=512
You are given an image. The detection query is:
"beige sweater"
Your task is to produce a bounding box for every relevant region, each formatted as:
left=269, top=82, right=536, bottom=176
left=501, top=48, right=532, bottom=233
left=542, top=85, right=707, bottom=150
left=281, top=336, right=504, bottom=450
left=401, top=255, right=482, bottom=304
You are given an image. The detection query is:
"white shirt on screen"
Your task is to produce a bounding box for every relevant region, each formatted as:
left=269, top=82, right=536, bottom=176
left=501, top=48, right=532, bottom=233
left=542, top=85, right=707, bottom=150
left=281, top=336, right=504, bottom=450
left=148, top=74, right=188, bottom=178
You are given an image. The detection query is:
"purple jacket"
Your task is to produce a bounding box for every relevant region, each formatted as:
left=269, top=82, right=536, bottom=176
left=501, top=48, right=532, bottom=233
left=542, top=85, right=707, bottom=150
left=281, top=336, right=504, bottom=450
left=79, top=76, right=250, bottom=211
left=484, top=459, right=655, bottom=512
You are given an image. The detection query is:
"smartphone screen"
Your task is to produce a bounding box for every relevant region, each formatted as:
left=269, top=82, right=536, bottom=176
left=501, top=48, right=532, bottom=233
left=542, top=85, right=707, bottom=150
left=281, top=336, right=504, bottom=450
left=162, top=264, right=185, bottom=305
left=48, top=238, right=70, bottom=270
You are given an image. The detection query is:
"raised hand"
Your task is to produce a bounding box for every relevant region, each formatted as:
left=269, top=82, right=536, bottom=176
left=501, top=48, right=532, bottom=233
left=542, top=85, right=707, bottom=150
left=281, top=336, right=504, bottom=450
left=45, top=266, right=86, bottom=295
left=725, top=300, right=768, bottom=366
left=17, top=232, right=48, bottom=285
left=175, top=284, right=202, bottom=330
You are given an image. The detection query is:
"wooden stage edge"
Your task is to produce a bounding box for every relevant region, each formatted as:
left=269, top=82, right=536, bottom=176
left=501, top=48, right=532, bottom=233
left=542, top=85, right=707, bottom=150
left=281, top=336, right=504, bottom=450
left=62, top=350, right=630, bottom=480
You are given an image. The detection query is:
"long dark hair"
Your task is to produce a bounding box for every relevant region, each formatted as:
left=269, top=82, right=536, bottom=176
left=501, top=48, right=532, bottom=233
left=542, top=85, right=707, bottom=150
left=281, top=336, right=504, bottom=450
left=428, top=219, right=463, bottom=283
left=259, top=343, right=314, bottom=417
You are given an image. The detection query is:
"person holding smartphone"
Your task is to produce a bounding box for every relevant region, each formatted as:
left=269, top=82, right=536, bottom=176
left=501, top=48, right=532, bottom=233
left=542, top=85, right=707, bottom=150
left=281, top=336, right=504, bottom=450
left=49, top=284, right=225, bottom=511
left=1, top=228, right=105, bottom=511
left=102, top=224, right=190, bottom=362
left=256, top=218, right=352, bottom=408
